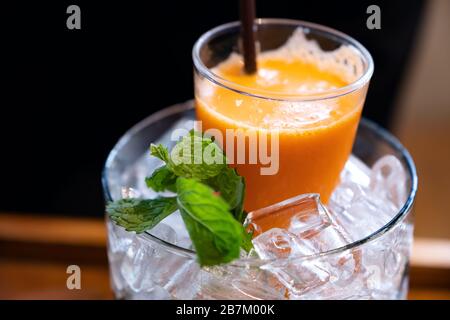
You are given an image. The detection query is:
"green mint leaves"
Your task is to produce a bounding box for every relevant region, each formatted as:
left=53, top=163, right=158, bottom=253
left=155, top=131, right=227, bottom=180
left=150, top=144, right=171, bottom=163
left=145, top=165, right=177, bottom=192
left=107, top=197, right=178, bottom=233
left=176, top=178, right=243, bottom=266
left=107, top=130, right=251, bottom=266
left=207, top=167, right=246, bottom=223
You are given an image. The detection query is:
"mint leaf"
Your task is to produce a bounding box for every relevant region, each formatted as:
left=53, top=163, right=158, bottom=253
left=168, top=131, right=227, bottom=180
left=150, top=132, right=227, bottom=181
left=150, top=144, right=170, bottom=163
left=145, top=165, right=177, bottom=192
left=206, top=167, right=246, bottom=223
left=241, top=228, right=254, bottom=253
left=106, top=197, right=177, bottom=233
left=176, top=177, right=243, bottom=266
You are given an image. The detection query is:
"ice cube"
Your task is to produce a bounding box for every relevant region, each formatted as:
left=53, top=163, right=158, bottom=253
left=341, top=155, right=371, bottom=187
left=329, top=155, right=408, bottom=242
left=261, top=258, right=331, bottom=297
left=197, top=266, right=285, bottom=300
left=329, top=155, right=407, bottom=243
left=331, top=155, right=407, bottom=239
left=106, top=220, right=135, bottom=295
left=248, top=193, right=350, bottom=259
left=107, top=219, right=134, bottom=254
left=159, top=210, right=192, bottom=248
left=139, top=235, right=201, bottom=300
left=143, top=210, right=192, bottom=249
left=329, top=182, right=397, bottom=242
left=147, top=223, right=177, bottom=244
left=118, top=232, right=201, bottom=299
left=246, top=193, right=331, bottom=238
left=120, top=237, right=156, bottom=292
left=229, top=272, right=287, bottom=300
left=247, top=193, right=358, bottom=298
left=163, top=260, right=201, bottom=299
left=370, top=155, right=407, bottom=209
left=253, top=228, right=304, bottom=259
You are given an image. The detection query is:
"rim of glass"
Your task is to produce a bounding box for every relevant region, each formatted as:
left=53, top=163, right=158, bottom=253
left=192, top=18, right=375, bottom=102
left=102, top=101, right=418, bottom=267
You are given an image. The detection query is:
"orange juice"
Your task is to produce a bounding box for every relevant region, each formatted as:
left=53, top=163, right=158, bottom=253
left=195, top=30, right=368, bottom=211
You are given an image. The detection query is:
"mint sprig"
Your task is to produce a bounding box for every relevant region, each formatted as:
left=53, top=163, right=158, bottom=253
left=176, top=178, right=243, bottom=266
left=107, top=130, right=252, bottom=266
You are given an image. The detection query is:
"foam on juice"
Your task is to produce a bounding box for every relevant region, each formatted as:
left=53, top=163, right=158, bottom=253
left=197, top=28, right=365, bottom=131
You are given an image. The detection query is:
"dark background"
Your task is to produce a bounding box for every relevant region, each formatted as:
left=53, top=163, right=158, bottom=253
left=1, top=0, right=425, bottom=217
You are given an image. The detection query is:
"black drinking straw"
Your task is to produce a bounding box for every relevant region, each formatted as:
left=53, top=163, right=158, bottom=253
left=239, top=0, right=257, bottom=74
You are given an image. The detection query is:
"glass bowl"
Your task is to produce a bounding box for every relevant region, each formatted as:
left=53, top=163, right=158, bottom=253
left=102, top=101, right=417, bottom=300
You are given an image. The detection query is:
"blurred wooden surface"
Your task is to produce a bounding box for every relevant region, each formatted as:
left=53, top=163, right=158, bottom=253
left=394, top=0, right=450, bottom=241
left=0, top=213, right=449, bottom=300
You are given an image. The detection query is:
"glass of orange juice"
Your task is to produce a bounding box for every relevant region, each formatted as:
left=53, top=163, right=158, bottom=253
left=193, top=19, right=374, bottom=212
